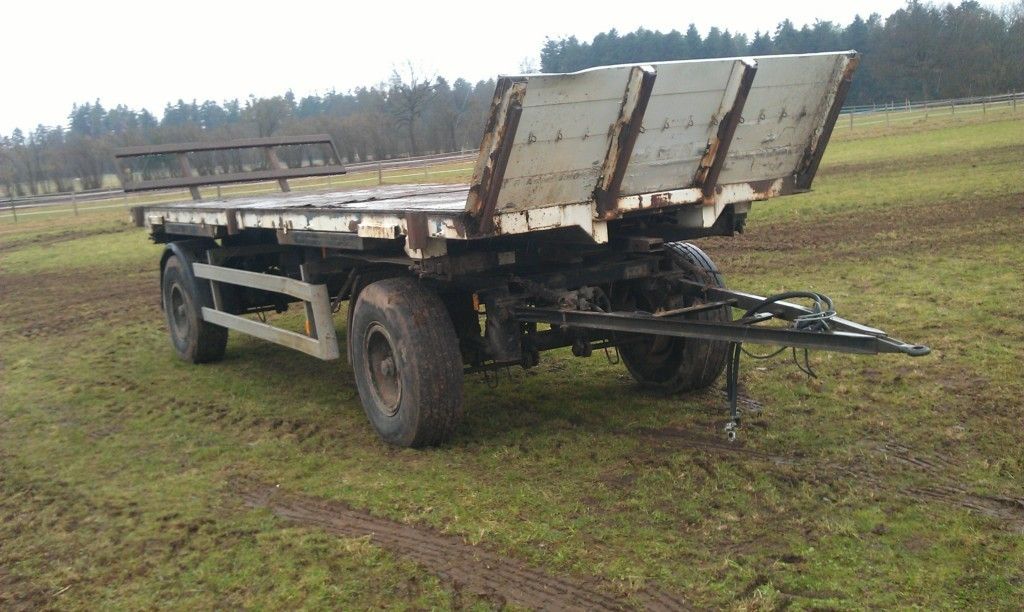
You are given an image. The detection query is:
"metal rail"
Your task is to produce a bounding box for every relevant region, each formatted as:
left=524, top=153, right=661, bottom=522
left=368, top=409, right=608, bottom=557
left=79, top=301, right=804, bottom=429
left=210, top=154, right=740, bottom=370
left=514, top=307, right=927, bottom=356
left=114, top=135, right=345, bottom=200
left=192, top=262, right=340, bottom=360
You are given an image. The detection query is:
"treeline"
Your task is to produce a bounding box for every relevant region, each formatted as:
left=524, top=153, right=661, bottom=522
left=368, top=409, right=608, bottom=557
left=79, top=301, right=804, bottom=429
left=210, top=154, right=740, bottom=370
left=0, top=72, right=496, bottom=195
left=3, top=1, right=1023, bottom=197
left=541, top=1, right=1024, bottom=105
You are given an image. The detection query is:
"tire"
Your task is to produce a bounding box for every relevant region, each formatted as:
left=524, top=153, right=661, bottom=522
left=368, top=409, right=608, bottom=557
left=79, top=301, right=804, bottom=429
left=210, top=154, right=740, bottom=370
left=161, top=254, right=228, bottom=363
left=619, top=242, right=730, bottom=393
left=349, top=277, right=464, bottom=447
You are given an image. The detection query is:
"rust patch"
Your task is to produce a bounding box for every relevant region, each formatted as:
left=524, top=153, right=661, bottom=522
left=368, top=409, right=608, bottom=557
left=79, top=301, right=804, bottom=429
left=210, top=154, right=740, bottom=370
left=594, top=65, right=657, bottom=219
left=466, top=78, right=527, bottom=236
left=794, top=52, right=860, bottom=190
left=695, top=60, right=757, bottom=200
left=404, top=212, right=429, bottom=251
left=649, top=192, right=674, bottom=208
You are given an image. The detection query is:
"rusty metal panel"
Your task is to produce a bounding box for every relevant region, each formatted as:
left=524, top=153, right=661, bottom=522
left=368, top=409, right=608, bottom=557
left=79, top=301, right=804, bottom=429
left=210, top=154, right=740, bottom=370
left=620, top=58, right=754, bottom=197
left=718, top=52, right=856, bottom=185
left=494, top=65, right=640, bottom=212
left=594, top=66, right=657, bottom=217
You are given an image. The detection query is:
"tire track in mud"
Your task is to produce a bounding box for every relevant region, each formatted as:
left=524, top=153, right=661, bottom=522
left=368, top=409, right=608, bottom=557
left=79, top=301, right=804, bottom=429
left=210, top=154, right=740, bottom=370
left=231, top=478, right=690, bottom=611
left=638, top=427, right=1024, bottom=532
left=871, top=441, right=1024, bottom=528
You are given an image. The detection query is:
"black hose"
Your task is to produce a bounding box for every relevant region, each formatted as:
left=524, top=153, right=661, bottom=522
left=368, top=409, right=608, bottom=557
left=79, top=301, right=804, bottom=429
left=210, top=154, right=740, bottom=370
left=725, top=291, right=837, bottom=436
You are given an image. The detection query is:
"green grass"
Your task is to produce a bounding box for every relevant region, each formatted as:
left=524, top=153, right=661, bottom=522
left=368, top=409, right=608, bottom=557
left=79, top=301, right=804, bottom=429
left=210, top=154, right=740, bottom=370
left=1, top=111, right=1022, bottom=609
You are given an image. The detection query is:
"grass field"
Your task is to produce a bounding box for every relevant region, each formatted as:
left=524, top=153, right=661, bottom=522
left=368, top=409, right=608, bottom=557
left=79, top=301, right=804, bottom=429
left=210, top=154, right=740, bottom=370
left=1, top=110, right=1022, bottom=609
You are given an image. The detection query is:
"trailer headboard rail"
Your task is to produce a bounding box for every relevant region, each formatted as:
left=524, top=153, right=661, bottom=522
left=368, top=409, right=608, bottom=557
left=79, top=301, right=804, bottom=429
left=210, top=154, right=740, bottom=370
left=114, top=134, right=346, bottom=201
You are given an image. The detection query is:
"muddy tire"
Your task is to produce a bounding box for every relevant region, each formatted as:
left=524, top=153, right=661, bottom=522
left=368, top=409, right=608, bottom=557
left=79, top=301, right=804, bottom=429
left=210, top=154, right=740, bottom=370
left=161, top=254, right=228, bottom=363
left=619, top=242, right=730, bottom=393
left=349, top=277, right=463, bottom=447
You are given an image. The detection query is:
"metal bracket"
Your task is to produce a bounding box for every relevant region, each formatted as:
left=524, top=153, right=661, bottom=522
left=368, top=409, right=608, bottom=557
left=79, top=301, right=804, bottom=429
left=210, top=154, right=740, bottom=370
left=193, top=262, right=340, bottom=360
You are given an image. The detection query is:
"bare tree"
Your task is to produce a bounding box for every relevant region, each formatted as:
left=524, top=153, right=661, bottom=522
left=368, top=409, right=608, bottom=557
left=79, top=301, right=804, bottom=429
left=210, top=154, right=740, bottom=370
left=387, top=63, right=436, bottom=155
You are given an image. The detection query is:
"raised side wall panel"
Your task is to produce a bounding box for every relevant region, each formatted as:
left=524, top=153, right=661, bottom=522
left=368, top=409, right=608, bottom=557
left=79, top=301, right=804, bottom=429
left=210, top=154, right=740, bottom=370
left=718, top=53, right=852, bottom=185
left=620, top=59, right=746, bottom=195
left=495, top=66, right=637, bottom=212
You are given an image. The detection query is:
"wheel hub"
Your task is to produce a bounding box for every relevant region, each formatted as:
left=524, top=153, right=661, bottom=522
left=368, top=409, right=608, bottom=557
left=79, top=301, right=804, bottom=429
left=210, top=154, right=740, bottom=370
left=169, top=284, right=190, bottom=340
left=363, top=323, right=402, bottom=417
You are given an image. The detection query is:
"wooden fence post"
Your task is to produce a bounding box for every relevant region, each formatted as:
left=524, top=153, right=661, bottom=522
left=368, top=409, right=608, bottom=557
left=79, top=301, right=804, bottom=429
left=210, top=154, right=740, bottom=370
left=377, top=161, right=383, bottom=185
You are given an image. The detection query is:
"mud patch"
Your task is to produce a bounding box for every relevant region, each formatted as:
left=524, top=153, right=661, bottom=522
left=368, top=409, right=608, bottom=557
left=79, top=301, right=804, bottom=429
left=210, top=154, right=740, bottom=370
left=708, top=192, right=1023, bottom=264
left=231, top=478, right=690, bottom=611
left=0, top=225, right=129, bottom=255
left=0, top=267, right=156, bottom=339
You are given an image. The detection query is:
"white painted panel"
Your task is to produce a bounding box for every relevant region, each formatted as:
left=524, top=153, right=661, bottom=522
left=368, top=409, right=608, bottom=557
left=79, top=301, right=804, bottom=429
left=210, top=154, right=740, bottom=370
left=495, top=67, right=635, bottom=211
left=719, top=53, right=845, bottom=183
left=621, top=58, right=744, bottom=195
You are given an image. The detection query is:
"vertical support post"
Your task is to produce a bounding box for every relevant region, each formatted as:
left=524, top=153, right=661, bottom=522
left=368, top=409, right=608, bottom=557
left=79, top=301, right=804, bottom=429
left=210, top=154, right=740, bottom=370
left=885, top=101, right=890, bottom=126
left=377, top=161, right=383, bottom=185
left=263, top=146, right=290, bottom=193
left=849, top=112, right=854, bottom=130
left=691, top=59, right=755, bottom=202
left=8, top=196, right=16, bottom=223
left=206, top=251, right=225, bottom=312
left=924, top=102, right=929, bottom=119
left=176, top=152, right=201, bottom=201
left=216, top=185, right=222, bottom=200
left=1013, top=91, right=1017, bottom=113
left=72, top=189, right=79, bottom=216
left=299, top=263, right=317, bottom=339
left=592, top=64, right=659, bottom=215
left=982, top=97, right=986, bottom=116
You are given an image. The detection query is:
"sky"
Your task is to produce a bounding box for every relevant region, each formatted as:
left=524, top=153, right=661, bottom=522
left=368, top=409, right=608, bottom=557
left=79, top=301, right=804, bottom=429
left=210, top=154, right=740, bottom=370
left=0, top=0, right=985, bottom=135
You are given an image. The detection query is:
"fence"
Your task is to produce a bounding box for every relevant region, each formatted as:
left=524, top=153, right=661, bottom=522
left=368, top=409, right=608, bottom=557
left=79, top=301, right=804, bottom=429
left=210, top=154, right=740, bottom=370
left=839, top=91, right=1019, bottom=129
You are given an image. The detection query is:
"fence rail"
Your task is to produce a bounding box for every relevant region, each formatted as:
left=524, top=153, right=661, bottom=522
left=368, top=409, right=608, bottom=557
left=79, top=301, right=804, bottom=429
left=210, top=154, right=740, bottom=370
left=839, top=91, right=1019, bottom=129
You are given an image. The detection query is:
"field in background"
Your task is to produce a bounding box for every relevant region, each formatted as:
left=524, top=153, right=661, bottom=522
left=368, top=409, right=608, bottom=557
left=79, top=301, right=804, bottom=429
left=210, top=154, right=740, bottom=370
left=1, top=109, right=1022, bottom=609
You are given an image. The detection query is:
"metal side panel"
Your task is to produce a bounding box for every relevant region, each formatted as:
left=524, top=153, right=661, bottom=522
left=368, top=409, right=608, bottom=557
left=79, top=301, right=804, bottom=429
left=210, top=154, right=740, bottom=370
left=620, top=58, right=753, bottom=196
left=718, top=52, right=856, bottom=186
left=464, top=52, right=856, bottom=230
left=495, top=66, right=638, bottom=212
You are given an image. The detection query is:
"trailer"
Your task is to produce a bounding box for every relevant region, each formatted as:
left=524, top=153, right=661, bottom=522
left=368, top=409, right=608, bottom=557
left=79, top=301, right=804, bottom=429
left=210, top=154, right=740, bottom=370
left=122, top=51, right=929, bottom=447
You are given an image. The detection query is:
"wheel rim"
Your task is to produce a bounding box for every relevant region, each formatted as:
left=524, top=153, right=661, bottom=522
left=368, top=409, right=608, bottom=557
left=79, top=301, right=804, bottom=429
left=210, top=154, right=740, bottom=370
left=169, top=283, right=190, bottom=341
left=363, top=322, right=402, bottom=416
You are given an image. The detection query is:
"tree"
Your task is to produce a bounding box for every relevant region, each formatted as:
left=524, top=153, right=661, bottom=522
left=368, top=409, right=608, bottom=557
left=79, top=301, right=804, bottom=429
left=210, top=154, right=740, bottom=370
left=245, top=96, right=293, bottom=137
left=387, top=63, right=435, bottom=156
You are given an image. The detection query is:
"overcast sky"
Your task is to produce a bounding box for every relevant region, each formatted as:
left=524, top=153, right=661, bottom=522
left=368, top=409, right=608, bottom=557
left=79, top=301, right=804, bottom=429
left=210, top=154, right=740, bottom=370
left=0, top=0, right=990, bottom=135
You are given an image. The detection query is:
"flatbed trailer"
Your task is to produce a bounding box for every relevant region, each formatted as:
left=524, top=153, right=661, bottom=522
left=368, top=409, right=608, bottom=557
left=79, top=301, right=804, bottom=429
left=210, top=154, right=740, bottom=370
left=124, top=51, right=928, bottom=447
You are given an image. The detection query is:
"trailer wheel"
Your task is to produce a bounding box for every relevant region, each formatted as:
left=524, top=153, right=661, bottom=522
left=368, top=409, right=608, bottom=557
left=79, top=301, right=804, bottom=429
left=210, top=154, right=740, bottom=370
left=161, top=254, right=228, bottom=363
left=619, top=243, right=730, bottom=393
left=350, top=277, right=463, bottom=447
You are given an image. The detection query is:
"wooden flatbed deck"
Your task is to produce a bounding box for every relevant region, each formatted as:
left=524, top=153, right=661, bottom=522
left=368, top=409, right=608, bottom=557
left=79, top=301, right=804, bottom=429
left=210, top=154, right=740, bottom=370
left=150, top=184, right=470, bottom=215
